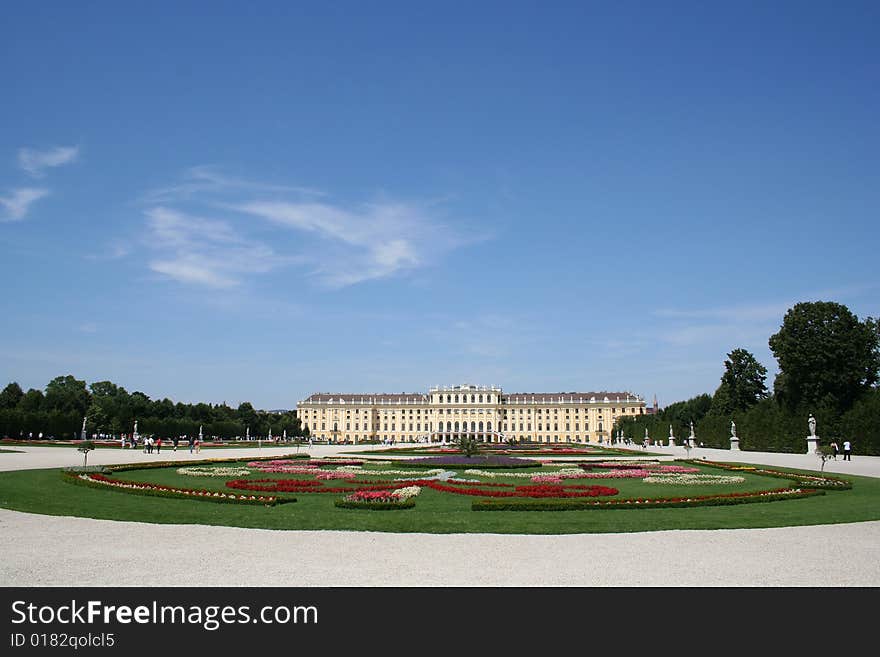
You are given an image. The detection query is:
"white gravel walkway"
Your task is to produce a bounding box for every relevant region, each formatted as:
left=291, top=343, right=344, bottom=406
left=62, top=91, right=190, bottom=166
left=1, top=443, right=879, bottom=586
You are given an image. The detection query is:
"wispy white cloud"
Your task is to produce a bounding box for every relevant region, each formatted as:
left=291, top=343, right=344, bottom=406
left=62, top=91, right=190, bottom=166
left=135, top=167, right=481, bottom=289
left=18, top=146, right=79, bottom=177
left=0, top=187, right=50, bottom=221
left=141, top=166, right=323, bottom=204
left=653, top=302, right=791, bottom=323
left=233, top=198, right=476, bottom=287
left=145, top=207, right=290, bottom=288
left=86, top=241, right=132, bottom=261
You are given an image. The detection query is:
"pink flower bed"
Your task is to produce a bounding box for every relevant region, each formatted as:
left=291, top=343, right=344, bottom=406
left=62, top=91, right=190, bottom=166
left=346, top=490, right=401, bottom=503
left=316, top=472, right=357, bottom=480
left=657, top=465, right=701, bottom=473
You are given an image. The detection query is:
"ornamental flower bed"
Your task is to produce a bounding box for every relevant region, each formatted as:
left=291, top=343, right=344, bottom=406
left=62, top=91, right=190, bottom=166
left=400, top=455, right=541, bottom=468
left=687, top=460, right=852, bottom=490
left=63, top=471, right=281, bottom=506
left=642, top=473, right=746, bottom=485
left=422, top=480, right=618, bottom=498
left=337, top=466, right=445, bottom=477
left=578, top=461, right=660, bottom=470
left=306, top=459, right=364, bottom=466
left=224, top=476, right=617, bottom=499
left=225, top=478, right=410, bottom=494
left=333, top=486, right=421, bottom=510
left=471, top=487, right=826, bottom=511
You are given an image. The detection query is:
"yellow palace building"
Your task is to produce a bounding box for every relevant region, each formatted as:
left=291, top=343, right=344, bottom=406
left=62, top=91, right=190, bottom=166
left=296, top=384, right=649, bottom=444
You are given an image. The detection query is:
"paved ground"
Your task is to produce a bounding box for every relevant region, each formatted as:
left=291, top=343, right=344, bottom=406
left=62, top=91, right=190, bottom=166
left=1, top=443, right=878, bottom=587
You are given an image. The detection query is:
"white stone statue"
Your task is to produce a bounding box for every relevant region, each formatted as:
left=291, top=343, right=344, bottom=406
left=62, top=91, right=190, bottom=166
left=669, top=424, right=673, bottom=438
left=731, top=420, right=736, bottom=438
left=689, top=421, right=695, bottom=438
left=808, top=414, right=816, bottom=437
left=644, top=427, right=649, bottom=439
left=82, top=416, right=87, bottom=433
left=133, top=420, right=138, bottom=434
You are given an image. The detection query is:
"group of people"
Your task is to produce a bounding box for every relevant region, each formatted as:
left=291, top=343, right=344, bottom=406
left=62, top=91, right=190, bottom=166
left=119, top=435, right=201, bottom=454
left=828, top=440, right=853, bottom=461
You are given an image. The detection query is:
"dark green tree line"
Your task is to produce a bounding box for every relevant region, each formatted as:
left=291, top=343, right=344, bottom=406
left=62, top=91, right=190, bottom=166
left=0, top=376, right=302, bottom=440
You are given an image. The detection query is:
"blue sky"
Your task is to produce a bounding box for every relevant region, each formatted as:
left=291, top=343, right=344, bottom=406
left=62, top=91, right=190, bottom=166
left=2, top=1, right=878, bottom=410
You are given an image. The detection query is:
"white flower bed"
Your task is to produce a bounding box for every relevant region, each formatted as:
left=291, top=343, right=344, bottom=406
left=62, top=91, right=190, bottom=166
left=463, top=467, right=587, bottom=479
left=337, top=467, right=444, bottom=476
left=393, top=486, right=422, bottom=500
left=176, top=466, right=252, bottom=477
left=642, top=473, right=745, bottom=485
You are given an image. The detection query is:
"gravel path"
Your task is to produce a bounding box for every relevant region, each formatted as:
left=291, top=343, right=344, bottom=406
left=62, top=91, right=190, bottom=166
left=2, top=443, right=879, bottom=586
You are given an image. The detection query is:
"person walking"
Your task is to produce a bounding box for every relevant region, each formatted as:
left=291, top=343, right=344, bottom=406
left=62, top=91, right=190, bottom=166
left=155, top=436, right=162, bottom=454
left=194, top=436, right=201, bottom=453
left=830, top=441, right=839, bottom=460
left=173, top=436, right=179, bottom=452
left=188, top=435, right=194, bottom=454
left=843, top=439, right=852, bottom=461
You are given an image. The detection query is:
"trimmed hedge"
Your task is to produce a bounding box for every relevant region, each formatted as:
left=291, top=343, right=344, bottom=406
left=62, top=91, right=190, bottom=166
left=62, top=465, right=110, bottom=474
left=471, top=487, right=825, bottom=511
left=333, top=498, right=416, bottom=510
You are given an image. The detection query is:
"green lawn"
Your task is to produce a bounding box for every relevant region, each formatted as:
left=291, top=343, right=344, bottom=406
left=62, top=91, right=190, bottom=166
left=0, top=458, right=876, bottom=534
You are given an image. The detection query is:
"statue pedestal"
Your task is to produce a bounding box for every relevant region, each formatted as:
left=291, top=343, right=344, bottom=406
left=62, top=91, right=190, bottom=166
left=668, top=438, right=676, bottom=447
left=806, top=436, right=819, bottom=454
left=730, top=437, right=740, bottom=451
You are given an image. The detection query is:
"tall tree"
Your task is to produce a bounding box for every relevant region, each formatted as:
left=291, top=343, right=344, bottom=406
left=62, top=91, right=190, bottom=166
left=18, top=388, right=45, bottom=413
left=769, top=301, right=880, bottom=411
left=237, top=402, right=258, bottom=430
left=44, top=375, right=91, bottom=415
left=711, top=348, right=769, bottom=415
left=0, top=382, right=24, bottom=409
